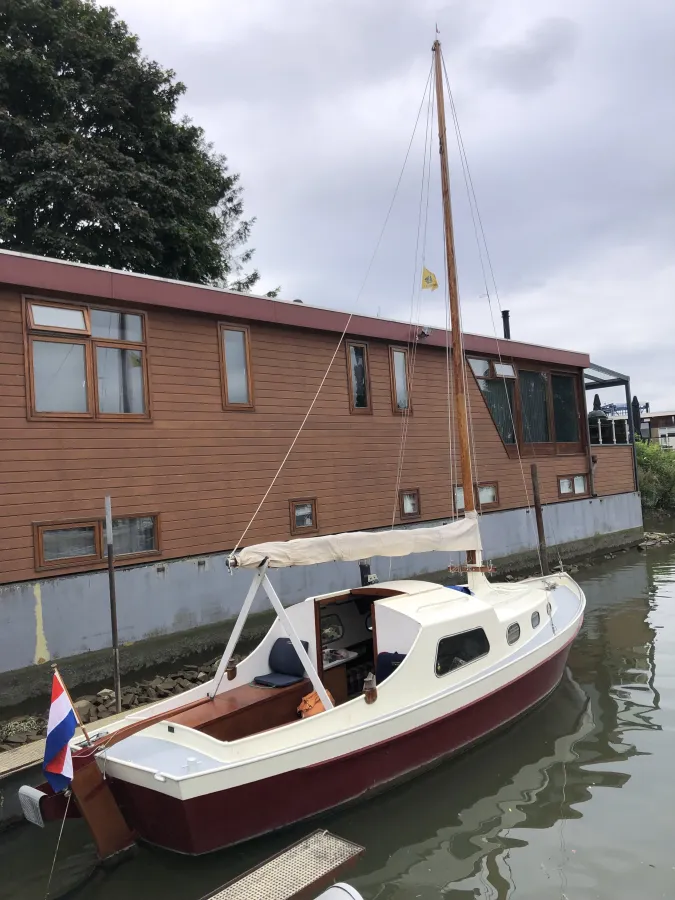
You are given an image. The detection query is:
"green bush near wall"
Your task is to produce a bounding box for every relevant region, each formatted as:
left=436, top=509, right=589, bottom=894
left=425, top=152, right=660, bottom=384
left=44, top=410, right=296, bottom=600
left=636, top=441, right=675, bottom=509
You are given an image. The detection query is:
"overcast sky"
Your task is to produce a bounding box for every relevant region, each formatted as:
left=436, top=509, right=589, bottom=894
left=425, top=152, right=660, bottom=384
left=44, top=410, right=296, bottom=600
left=110, top=0, right=674, bottom=410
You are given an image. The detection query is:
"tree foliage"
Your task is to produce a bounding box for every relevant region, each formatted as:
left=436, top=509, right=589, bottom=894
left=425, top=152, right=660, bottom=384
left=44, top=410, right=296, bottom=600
left=636, top=441, right=675, bottom=510
left=0, top=0, right=266, bottom=290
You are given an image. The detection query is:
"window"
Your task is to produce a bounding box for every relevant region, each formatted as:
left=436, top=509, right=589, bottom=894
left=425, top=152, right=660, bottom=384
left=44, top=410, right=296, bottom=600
left=468, top=357, right=516, bottom=444
left=436, top=628, right=490, bottom=676
left=477, top=484, right=498, bottom=508
left=290, top=498, right=318, bottom=535
left=320, top=614, right=344, bottom=646
left=551, top=375, right=580, bottom=443
left=41, top=523, right=100, bottom=564
left=531, top=611, right=540, bottom=629
left=454, top=483, right=499, bottom=512
left=469, top=356, right=583, bottom=455
left=33, top=340, right=89, bottom=413
left=507, top=623, right=521, bottom=645
left=399, top=489, right=421, bottom=519
left=28, top=303, right=89, bottom=333
left=389, top=347, right=411, bottom=413
left=35, top=515, right=159, bottom=570
left=112, top=516, right=158, bottom=556
left=346, top=341, right=371, bottom=413
left=25, top=299, right=148, bottom=419
left=558, top=474, right=588, bottom=497
left=219, top=324, right=254, bottom=409
left=519, top=370, right=550, bottom=443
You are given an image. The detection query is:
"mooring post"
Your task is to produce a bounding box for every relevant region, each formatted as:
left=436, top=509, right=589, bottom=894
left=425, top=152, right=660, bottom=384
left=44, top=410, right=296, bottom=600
left=105, top=496, right=122, bottom=714
left=530, top=464, right=550, bottom=575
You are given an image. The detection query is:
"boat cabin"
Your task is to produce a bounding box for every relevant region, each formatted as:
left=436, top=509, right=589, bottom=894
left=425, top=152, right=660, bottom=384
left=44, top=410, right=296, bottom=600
left=152, top=575, right=529, bottom=749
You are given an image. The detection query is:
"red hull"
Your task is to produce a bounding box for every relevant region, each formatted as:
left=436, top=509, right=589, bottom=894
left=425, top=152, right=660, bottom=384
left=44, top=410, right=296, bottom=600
left=108, top=639, right=574, bottom=854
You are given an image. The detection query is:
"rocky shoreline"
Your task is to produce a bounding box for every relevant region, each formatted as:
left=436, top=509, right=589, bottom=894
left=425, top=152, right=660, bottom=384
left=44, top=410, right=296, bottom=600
left=0, top=654, right=232, bottom=753
left=2, top=532, right=673, bottom=755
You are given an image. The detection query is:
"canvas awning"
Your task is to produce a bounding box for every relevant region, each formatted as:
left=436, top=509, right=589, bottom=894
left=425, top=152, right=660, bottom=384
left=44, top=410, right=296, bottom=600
left=231, top=517, right=482, bottom=569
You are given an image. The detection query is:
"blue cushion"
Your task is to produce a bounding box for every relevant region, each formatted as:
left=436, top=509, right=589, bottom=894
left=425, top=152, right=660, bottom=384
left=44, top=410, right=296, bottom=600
left=375, top=651, right=406, bottom=683
left=445, top=585, right=473, bottom=595
left=253, top=672, right=304, bottom=688
left=269, top=637, right=308, bottom=677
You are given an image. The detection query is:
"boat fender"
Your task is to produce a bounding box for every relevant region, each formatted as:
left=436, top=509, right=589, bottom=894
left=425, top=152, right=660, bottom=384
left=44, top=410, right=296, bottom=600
left=363, top=672, right=377, bottom=704
left=314, top=884, right=364, bottom=900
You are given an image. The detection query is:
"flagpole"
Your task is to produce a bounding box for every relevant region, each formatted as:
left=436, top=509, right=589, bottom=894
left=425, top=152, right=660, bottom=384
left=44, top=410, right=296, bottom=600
left=52, top=663, right=92, bottom=745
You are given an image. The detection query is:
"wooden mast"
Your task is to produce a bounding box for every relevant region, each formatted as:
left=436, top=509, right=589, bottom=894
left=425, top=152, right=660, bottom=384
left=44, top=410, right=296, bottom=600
left=432, top=40, right=476, bottom=523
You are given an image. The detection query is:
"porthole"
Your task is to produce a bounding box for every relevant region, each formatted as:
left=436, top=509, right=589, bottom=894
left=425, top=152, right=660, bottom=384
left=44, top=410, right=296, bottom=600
left=506, top=623, right=521, bottom=645
left=531, top=611, right=540, bottom=629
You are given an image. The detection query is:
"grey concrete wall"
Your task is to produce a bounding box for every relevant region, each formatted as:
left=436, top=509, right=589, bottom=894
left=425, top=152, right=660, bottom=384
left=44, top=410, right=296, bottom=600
left=0, top=492, right=643, bottom=698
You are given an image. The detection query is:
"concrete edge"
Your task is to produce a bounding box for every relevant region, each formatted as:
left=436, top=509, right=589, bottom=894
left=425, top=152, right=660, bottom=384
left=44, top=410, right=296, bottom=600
left=0, top=525, right=643, bottom=711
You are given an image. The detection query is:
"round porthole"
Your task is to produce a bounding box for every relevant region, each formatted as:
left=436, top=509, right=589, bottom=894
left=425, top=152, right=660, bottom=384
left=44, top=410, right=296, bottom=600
left=546, top=601, right=552, bottom=616
left=531, top=611, right=540, bottom=629
left=507, top=623, right=520, bottom=645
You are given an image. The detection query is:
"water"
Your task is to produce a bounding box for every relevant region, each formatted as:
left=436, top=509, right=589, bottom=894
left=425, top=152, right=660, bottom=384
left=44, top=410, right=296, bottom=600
left=3, top=537, right=675, bottom=900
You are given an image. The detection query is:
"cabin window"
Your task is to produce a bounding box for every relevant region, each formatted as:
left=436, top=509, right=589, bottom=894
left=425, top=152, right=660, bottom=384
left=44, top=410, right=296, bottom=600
left=112, top=516, right=158, bottom=556
left=531, top=611, right=540, bottom=628
left=346, top=341, right=371, bottom=413
left=390, top=347, right=411, bottom=413
left=35, top=514, right=159, bottom=570
left=219, top=324, right=253, bottom=408
left=96, top=346, right=146, bottom=414
left=477, top=484, right=498, bottom=508
left=28, top=302, right=89, bottom=333
left=436, top=628, right=490, bottom=676
left=551, top=375, right=580, bottom=443
left=558, top=474, right=588, bottom=497
left=468, top=357, right=516, bottom=444
left=320, top=614, right=344, bottom=646
left=399, top=489, right=421, bottom=519
left=507, top=623, right=521, bottom=645
left=290, top=498, right=318, bottom=535
left=91, top=309, right=143, bottom=342
left=454, top=483, right=499, bottom=512
left=468, top=356, right=583, bottom=455
left=32, top=339, right=89, bottom=414
left=25, top=299, right=148, bottom=419
left=40, top=524, right=100, bottom=564
left=519, top=370, right=550, bottom=443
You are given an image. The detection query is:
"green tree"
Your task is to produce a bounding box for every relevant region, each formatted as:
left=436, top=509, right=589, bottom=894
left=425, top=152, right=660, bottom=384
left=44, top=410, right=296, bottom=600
left=0, top=0, right=266, bottom=290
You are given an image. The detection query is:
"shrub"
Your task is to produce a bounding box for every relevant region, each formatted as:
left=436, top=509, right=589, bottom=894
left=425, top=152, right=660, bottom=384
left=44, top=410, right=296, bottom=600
left=636, top=442, right=675, bottom=509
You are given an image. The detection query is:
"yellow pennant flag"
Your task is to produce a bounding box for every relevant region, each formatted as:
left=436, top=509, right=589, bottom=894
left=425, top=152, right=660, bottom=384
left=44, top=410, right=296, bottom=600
left=421, top=267, right=438, bottom=291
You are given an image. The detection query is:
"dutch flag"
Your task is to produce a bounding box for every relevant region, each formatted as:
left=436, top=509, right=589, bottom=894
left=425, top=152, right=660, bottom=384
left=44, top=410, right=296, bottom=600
left=43, top=672, right=77, bottom=792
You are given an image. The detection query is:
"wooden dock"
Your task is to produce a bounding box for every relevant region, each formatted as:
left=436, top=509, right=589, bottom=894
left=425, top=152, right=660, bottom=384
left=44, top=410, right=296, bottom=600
left=0, top=706, right=140, bottom=780
left=199, top=830, right=364, bottom=900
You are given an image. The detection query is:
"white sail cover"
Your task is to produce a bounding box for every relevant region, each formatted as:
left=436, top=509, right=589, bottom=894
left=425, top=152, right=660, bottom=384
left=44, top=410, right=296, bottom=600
left=233, top=518, right=481, bottom=569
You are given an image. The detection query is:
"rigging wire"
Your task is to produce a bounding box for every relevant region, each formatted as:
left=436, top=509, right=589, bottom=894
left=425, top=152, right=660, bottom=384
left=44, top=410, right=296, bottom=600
left=440, top=50, right=545, bottom=574
left=390, top=60, right=434, bottom=539
left=43, top=791, right=72, bottom=900
left=231, top=60, right=434, bottom=556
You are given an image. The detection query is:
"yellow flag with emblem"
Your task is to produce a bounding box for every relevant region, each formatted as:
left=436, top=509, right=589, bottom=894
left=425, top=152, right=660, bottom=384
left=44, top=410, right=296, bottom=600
left=421, top=267, right=438, bottom=291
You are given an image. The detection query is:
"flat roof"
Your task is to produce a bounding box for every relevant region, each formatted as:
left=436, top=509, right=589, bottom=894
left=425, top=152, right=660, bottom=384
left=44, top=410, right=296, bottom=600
left=0, top=249, right=590, bottom=368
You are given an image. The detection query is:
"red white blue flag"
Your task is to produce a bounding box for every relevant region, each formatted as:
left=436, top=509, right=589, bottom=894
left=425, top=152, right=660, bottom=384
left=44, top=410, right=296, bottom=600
left=43, top=671, right=77, bottom=792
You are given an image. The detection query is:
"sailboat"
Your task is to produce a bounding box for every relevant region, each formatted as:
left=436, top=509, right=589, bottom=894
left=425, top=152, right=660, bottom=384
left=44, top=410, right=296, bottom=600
left=20, top=41, right=585, bottom=858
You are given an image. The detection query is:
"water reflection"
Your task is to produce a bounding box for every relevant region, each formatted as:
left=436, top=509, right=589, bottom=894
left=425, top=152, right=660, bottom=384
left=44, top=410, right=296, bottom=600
left=2, top=541, right=674, bottom=900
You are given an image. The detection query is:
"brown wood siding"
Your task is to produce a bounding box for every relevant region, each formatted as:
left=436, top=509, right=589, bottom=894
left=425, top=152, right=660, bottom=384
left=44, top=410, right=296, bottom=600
left=592, top=445, right=636, bottom=496
left=0, top=288, right=636, bottom=585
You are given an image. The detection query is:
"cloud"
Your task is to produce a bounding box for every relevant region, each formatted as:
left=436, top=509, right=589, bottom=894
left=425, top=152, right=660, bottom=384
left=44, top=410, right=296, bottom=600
left=474, top=17, right=579, bottom=93
left=108, top=0, right=675, bottom=408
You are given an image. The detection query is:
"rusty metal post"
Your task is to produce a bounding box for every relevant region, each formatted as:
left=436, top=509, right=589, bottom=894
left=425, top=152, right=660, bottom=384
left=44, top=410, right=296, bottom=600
left=530, top=464, right=550, bottom=575
left=105, top=496, right=122, bottom=714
